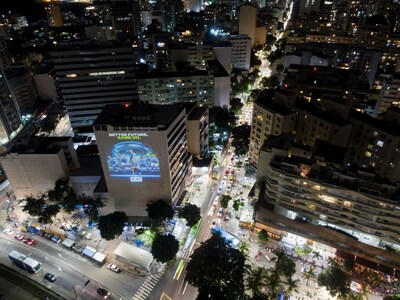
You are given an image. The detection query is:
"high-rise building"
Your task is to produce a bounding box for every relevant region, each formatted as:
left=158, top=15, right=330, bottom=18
left=0, top=68, right=22, bottom=145
left=225, top=35, right=252, bottom=70
left=93, top=103, right=191, bottom=216
left=110, top=0, right=142, bottom=42
left=185, top=103, right=209, bottom=159
left=137, top=69, right=214, bottom=106
left=238, top=4, right=257, bottom=46
left=345, top=108, right=400, bottom=183
left=249, top=98, right=296, bottom=167
left=44, top=4, right=63, bottom=27
left=161, top=0, right=184, bottom=33
left=50, top=46, right=139, bottom=129
left=376, top=73, right=400, bottom=116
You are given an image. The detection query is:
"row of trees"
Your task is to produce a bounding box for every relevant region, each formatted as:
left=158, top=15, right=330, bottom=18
left=21, top=178, right=104, bottom=224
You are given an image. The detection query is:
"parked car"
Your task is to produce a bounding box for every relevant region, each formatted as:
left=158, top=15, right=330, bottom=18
left=14, top=234, right=24, bottom=240
left=51, top=235, right=62, bottom=243
left=107, top=264, right=121, bottom=273
left=44, top=232, right=53, bottom=240
left=97, top=287, right=110, bottom=299
left=3, top=228, right=14, bottom=235
left=44, top=273, right=57, bottom=282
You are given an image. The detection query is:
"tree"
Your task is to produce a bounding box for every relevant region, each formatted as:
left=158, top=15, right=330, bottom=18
left=220, top=195, right=232, bottom=209
left=39, top=204, right=60, bottom=224
left=151, top=234, right=179, bottom=263
left=245, top=266, right=269, bottom=296
left=276, top=64, right=284, bottom=76
left=284, top=277, right=300, bottom=298
left=343, top=256, right=356, bottom=272
left=274, top=252, right=296, bottom=279
left=311, top=250, right=322, bottom=261
left=146, top=200, right=174, bottom=223
left=231, top=125, right=251, bottom=157
left=230, top=98, right=244, bottom=113
left=178, top=204, right=201, bottom=227
left=233, top=199, right=244, bottom=211
left=98, top=211, right=128, bottom=240
left=237, top=241, right=250, bottom=257
left=22, top=195, right=46, bottom=217
left=302, top=267, right=316, bottom=286
left=258, top=229, right=269, bottom=242
left=260, top=76, right=278, bottom=89
left=317, top=266, right=351, bottom=298
left=186, top=234, right=246, bottom=300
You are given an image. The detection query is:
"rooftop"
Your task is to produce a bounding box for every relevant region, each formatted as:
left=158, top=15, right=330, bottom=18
left=93, top=103, right=185, bottom=129
left=5, top=137, right=72, bottom=155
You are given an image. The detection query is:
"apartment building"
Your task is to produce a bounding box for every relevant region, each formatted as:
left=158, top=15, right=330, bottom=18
left=137, top=70, right=214, bottom=106
left=249, top=98, right=296, bottom=167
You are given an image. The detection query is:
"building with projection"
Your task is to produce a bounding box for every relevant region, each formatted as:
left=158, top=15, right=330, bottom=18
left=93, top=103, right=191, bottom=216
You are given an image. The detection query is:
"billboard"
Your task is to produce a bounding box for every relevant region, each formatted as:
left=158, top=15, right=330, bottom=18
left=106, top=133, right=160, bottom=183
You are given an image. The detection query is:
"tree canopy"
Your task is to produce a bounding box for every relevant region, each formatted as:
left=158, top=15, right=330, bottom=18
left=220, top=195, right=232, bottom=209
left=178, top=204, right=201, bottom=227
left=317, top=265, right=351, bottom=298
left=146, top=200, right=174, bottom=222
left=151, top=234, right=179, bottom=263
left=186, top=234, right=246, bottom=300
left=98, top=211, right=128, bottom=240
left=231, top=125, right=251, bottom=157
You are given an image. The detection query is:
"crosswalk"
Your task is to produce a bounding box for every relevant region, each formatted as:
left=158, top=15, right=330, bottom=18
left=247, top=243, right=260, bottom=260
left=132, top=271, right=164, bottom=300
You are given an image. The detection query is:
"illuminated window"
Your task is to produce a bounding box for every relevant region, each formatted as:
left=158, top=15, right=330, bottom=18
left=365, top=151, right=371, bottom=157
left=66, top=74, right=77, bottom=78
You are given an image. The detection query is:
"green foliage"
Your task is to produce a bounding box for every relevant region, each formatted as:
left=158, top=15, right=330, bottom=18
left=233, top=199, right=244, bottom=211
left=294, top=244, right=312, bottom=257
left=39, top=204, right=60, bottom=224
left=301, top=266, right=316, bottom=286
left=41, top=117, right=57, bottom=132
left=260, top=76, right=278, bottom=89
left=151, top=234, right=179, bottom=263
left=343, top=256, right=355, bottom=272
left=250, top=50, right=261, bottom=67
left=257, top=229, right=269, bottom=242
left=230, top=98, right=244, bottom=113
left=237, top=241, right=249, bottom=257
left=146, top=200, right=174, bottom=222
left=135, top=229, right=156, bottom=247
left=178, top=204, right=201, bottom=227
left=231, top=125, right=251, bottom=157
left=245, top=266, right=269, bottom=296
left=186, top=234, right=246, bottom=300
left=384, top=244, right=397, bottom=252
left=220, top=195, right=232, bottom=208
left=274, top=252, right=296, bottom=279
left=317, top=266, right=351, bottom=298
left=98, top=211, right=128, bottom=240
left=22, top=195, right=46, bottom=217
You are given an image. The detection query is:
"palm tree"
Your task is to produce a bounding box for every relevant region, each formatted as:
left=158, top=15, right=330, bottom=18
left=327, top=256, right=339, bottom=267
left=245, top=266, right=269, bottom=296
left=284, top=277, right=300, bottom=298
left=311, top=250, right=322, bottom=261
left=237, top=241, right=250, bottom=258
left=301, top=267, right=316, bottom=286
left=265, top=268, right=283, bottom=298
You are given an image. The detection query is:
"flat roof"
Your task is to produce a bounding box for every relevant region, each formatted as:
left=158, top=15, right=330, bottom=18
left=93, top=103, right=184, bottom=129
left=113, top=242, right=153, bottom=270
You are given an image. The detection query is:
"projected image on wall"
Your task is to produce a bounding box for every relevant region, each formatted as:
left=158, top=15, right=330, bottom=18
left=107, top=141, right=160, bottom=181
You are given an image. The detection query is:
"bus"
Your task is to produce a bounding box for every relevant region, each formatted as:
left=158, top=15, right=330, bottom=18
left=8, top=250, right=42, bottom=273
left=211, top=225, right=240, bottom=248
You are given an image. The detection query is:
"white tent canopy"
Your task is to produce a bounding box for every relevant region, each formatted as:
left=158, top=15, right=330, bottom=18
left=92, top=251, right=106, bottom=264
left=82, top=245, right=96, bottom=258
left=113, top=242, right=153, bottom=271
left=62, top=238, right=75, bottom=248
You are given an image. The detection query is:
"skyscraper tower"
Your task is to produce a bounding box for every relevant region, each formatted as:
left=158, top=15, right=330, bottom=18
left=238, top=4, right=257, bottom=46
left=161, top=0, right=184, bottom=32
left=0, top=68, right=22, bottom=145
left=110, top=0, right=142, bottom=42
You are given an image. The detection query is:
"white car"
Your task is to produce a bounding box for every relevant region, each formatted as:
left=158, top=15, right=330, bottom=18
left=3, top=228, right=14, bottom=235
left=107, top=263, right=121, bottom=273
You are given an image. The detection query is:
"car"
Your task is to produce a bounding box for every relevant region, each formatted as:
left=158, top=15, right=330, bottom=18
left=23, top=238, right=34, bottom=245
left=225, top=214, right=231, bottom=221
left=51, top=235, right=62, bottom=243
left=14, top=234, right=24, bottom=240
left=217, top=187, right=222, bottom=195
left=97, top=287, right=110, bottom=299
left=213, top=197, right=219, bottom=206
left=44, top=272, right=57, bottom=282
left=224, top=170, right=229, bottom=176
left=43, top=232, right=53, bottom=240
left=3, top=228, right=14, bottom=235
left=107, top=263, right=121, bottom=273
